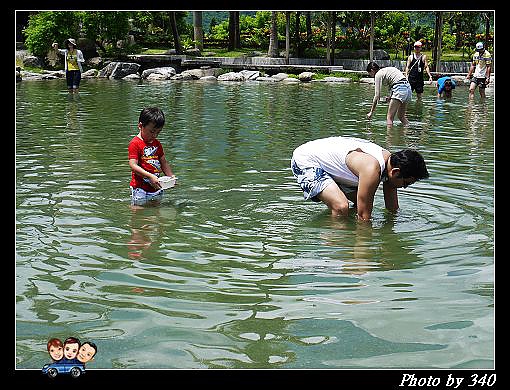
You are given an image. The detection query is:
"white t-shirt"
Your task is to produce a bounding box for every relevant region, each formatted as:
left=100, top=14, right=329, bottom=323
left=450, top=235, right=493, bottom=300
left=472, top=50, right=492, bottom=78
left=292, top=136, right=387, bottom=187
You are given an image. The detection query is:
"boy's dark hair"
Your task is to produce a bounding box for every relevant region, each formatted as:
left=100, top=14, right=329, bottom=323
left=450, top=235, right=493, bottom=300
left=366, top=61, right=380, bottom=73
left=139, top=107, right=165, bottom=128
left=81, top=341, right=98, bottom=357
left=390, top=149, right=429, bottom=180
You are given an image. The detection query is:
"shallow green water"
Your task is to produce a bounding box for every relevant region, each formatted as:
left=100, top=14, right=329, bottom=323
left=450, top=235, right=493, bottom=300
left=16, top=78, right=493, bottom=368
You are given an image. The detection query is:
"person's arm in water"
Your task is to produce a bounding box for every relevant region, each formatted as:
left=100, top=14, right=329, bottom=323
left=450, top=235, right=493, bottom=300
left=129, top=158, right=162, bottom=190
left=367, top=72, right=382, bottom=120
left=346, top=151, right=381, bottom=221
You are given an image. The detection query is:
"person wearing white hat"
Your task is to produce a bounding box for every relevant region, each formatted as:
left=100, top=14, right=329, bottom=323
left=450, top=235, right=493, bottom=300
left=52, top=38, right=85, bottom=93
left=404, top=40, right=433, bottom=99
left=466, top=42, right=492, bottom=99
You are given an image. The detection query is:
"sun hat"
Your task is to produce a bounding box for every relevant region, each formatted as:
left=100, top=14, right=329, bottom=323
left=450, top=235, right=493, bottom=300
left=414, top=41, right=422, bottom=47
left=65, top=38, right=77, bottom=47
left=475, top=42, right=484, bottom=50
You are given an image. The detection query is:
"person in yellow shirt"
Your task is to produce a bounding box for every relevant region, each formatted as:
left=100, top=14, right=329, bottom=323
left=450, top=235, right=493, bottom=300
left=52, top=38, right=85, bottom=94
left=466, top=42, right=492, bottom=99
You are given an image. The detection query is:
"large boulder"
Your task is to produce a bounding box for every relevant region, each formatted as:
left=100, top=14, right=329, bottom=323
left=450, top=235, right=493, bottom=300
left=141, top=67, right=176, bottom=79
left=217, top=72, right=246, bottom=82
left=98, top=62, right=140, bottom=79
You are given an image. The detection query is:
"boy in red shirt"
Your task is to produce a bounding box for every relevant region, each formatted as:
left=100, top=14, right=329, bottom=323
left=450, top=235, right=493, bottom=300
left=128, top=107, right=175, bottom=206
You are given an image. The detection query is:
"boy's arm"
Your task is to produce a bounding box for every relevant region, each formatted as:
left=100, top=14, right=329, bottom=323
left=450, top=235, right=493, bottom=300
left=129, top=158, right=161, bottom=189
left=356, top=168, right=380, bottom=221
left=160, top=155, right=174, bottom=177
left=383, top=181, right=399, bottom=212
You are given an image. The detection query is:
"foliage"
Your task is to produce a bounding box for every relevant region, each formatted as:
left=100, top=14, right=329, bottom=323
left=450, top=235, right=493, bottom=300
left=23, top=12, right=81, bottom=56
left=21, top=11, right=494, bottom=62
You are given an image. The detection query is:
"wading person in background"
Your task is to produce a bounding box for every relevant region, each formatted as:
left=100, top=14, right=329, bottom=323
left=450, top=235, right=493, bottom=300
left=291, top=136, right=429, bottom=221
left=404, top=40, right=433, bottom=99
left=436, top=75, right=456, bottom=98
left=52, top=38, right=85, bottom=94
left=366, top=62, right=412, bottom=127
left=466, top=41, right=492, bottom=99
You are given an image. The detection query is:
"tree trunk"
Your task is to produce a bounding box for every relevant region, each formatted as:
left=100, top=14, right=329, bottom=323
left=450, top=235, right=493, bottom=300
left=326, top=12, right=332, bottom=64
left=285, top=12, right=290, bottom=64
left=305, top=12, right=312, bottom=40
left=193, top=11, right=203, bottom=51
left=295, top=11, right=301, bottom=57
left=432, top=11, right=443, bottom=73
left=228, top=11, right=240, bottom=50
left=369, top=11, right=375, bottom=62
left=169, top=11, right=182, bottom=54
left=268, top=11, right=279, bottom=57
left=484, top=12, right=491, bottom=49
left=330, top=11, right=336, bottom=65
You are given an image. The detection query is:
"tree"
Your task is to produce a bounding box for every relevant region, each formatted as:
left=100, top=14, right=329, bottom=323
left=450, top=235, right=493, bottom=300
left=268, top=11, right=278, bottom=57
left=228, top=11, right=240, bottom=50
left=169, top=11, right=182, bottom=54
left=80, top=12, right=130, bottom=55
left=193, top=11, right=203, bottom=51
left=23, top=11, right=81, bottom=56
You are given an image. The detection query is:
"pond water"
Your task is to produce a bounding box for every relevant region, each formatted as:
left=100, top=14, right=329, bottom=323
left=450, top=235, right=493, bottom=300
left=16, top=78, right=494, bottom=369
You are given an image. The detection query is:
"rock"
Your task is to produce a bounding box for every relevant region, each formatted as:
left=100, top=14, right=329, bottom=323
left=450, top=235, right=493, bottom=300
left=141, top=67, right=176, bottom=79
left=82, top=69, right=98, bottom=78
left=123, top=73, right=141, bottom=80
left=323, top=76, right=351, bottom=83
left=271, top=72, right=288, bottom=81
left=239, top=70, right=260, bottom=80
left=282, top=77, right=300, bottom=83
left=86, top=57, right=104, bottom=68
left=98, top=62, right=140, bottom=79
left=181, top=69, right=205, bottom=79
left=298, top=71, right=314, bottom=82
left=146, top=73, right=168, bottom=81
left=170, top=73, right=194, bottom=81
left=217, top=72, right=246, bottom=82
left=184, top=48, right=201, bottom=56
left=199, top=75, right=217, bottom=81
left=256, top=76, right=278, bottom=82
left=23, top=55, right=45, bottom=68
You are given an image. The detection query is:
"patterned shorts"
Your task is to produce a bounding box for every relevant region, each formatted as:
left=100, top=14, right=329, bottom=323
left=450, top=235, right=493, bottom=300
left=130, top=187, right=163, bottom=206
left=291, top=159, right=334, bottom=202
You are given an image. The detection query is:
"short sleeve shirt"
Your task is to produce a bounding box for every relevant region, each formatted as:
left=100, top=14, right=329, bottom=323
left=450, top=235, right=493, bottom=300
left=128, top=135, right=165, bottom=192
left=472, top=50, right=492, bottom=78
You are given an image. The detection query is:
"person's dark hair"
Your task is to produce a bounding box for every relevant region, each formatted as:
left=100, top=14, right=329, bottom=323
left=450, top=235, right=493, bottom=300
left=139, top=107, right=165, bottom=128
left=390, top=149, right=429, bottom=180
left=81, top=341, right=98, bottom=357
left=366, top=62, right=380, bottom=73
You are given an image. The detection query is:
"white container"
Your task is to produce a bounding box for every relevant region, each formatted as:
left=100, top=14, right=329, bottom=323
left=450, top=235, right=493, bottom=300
left=158, top=176, right=176, bottom=190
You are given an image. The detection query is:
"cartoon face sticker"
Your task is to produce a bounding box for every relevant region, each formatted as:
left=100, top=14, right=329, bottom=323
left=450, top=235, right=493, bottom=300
left=47, top=338, right=64, bottom=362
left=77, top=342, right=97, bottom=364
left=63, top=337, right=80, bottom=360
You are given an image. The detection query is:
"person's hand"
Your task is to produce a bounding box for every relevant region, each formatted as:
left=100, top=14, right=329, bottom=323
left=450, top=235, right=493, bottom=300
left=486, top=77, right=490, bottom=85
left=149, top=174, right=162, bottom=190
left=367, top=111, right=373, bottom=120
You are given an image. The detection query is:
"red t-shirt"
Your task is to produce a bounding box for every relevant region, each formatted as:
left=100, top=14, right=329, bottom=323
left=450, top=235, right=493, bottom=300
left=128, top=135, right=165, bottom=192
